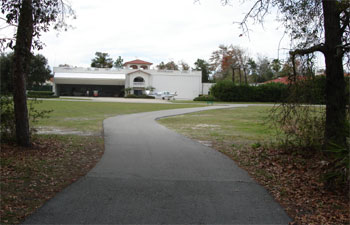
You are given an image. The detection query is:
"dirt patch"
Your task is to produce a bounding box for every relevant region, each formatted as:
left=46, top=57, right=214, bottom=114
left=196, top=140, right=213, bottom=147
left=192, top=124, right=220, bottom=129
left=36, top=126, right=100, bottom=136
left=215, top=142, right=349, bottom=225
left=63, top=117, right=92, bottom=121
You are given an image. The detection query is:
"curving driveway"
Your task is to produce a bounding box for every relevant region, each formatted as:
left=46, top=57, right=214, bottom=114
left=24, top=105, right=291, bottom=224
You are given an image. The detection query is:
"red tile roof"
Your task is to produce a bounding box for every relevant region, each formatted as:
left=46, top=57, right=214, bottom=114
left=124, top=59, right=153, bottom=65
left=263, top=77, right=291, bottom=84
left=263, top=76, right=311, bottom=84
left=264, top=74, right=349, bottom=85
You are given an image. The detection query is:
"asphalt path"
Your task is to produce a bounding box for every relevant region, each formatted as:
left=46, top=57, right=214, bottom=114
left=23, top=105, right=291, bottom=224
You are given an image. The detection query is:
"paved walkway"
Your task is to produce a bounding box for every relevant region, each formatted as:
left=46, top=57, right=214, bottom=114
left=23, top=105, right=291, bottom=224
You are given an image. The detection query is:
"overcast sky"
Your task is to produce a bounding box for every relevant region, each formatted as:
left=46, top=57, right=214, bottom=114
left=3, top=0, right=325, bottom=69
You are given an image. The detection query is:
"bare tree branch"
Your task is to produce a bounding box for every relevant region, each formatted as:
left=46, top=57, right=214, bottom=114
left=0, top=17, right=18, bottom=27
left=339, top=8, right=349, bottom=34
left=289, top=43, right=326, bottom=56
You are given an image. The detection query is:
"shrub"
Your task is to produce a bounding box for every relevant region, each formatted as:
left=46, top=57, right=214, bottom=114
left=323, top=138, right=350, bottom=190
left=30, top=85, right=53, bottom=92
left=255, top=83, right=288, bottom=102
left=0, top=96, right=16, bottom=141
left=210, top=76, right=350, bottom=104
left=27, top=91, right=57, bottom=98
left=0, top=95, right=52, bottom=142
left=125, top=94, right=155, bottom=99
left=193, top=95, right=217, bottom=101
left=210, top=80, right=287, bottom=102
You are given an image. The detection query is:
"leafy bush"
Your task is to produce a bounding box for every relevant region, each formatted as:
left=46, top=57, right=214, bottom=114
left=30, top=85, right=53, bottom=92
left=323, top=139, right=350, bottom=190
left=0, top=95, right=52, bottom=142
left=27, top=91, right=57, bottom=98
left=255, top=83, right=288, bottom=102
left=210, top=76, right=349, bottom=104
left=27, top=91, right=54, bottom=96
left=0, top=96, right=16, bottom=141
left=210, top=80, right=287, bottom=102
left=193, top=95, right=217, bottom=101
left=125, top=94, right=155, bottom=99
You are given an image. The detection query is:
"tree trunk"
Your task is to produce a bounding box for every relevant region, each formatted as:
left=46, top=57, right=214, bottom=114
left=322, top=0, right=346, bottom=148
left=244, top=68, right=248, bottom=85
left=12, top=0, right=33, bottom=147
left=231, top=65, right=235, bottom=83
left=239, top=68, right=242, bottom=84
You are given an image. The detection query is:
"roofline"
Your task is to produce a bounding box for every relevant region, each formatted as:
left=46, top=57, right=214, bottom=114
left=124, top=59, right=153, bottom=65
left=126, top=69, right=151, bottom=76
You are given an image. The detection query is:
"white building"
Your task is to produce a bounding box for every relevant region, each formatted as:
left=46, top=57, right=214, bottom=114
left=53, top=59, right=213, bottom=100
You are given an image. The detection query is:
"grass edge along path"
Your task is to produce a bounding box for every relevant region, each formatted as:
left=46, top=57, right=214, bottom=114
left=31, top=100, right=205, bottom=133
left=158, top=106, right=349, bottom=225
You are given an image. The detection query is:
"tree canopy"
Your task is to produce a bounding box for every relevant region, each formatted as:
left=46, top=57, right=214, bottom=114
left=0, top=53, right=51, bottom=94
left=210, top=45, right=248, bottom=83
left=194, top=59, right=211, bottom=83
left=91, top=52, right=113, bottom=68
left=156, top=61, right=179, bottom=70
left=114, top=56, right=124, bottom=68
left=0, top=0, right=75, bottom=50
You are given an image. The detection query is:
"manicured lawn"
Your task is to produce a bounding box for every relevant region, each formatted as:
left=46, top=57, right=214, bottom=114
left=30, top=100, right=204, bottom=132
left=158, top=106, right=274, bottom=146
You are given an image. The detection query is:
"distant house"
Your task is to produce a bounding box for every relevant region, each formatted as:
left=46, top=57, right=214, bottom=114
left=262, top=76, right=309, bottom=85
left=53, top=59, right=211, bottom=100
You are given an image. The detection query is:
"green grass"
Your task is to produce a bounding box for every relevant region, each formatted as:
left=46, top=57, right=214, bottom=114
left=158, top=106, right=275, bottom=146
left=58, top=97, right=92, bottom=100
left=30, top=100, right=204, bottom=132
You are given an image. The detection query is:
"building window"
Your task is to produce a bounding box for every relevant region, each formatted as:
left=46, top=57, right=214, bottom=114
left=141, top=65, right=148, bottom=70
left=130, top=65, right=138, bottom=69
left=133, top=77, right=144, bottom=82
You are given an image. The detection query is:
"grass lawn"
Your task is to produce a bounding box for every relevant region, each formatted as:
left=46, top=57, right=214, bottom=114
left=31, top=100, right=204, bottom=133
left=158, top=105, right=349, bottom=225
left=158, top=106, right=275, bottom=146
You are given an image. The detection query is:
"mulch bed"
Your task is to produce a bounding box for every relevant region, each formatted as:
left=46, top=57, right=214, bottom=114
left=215, top=141, right=349, bottom=225
left=0, top=135, right=104, bottom=225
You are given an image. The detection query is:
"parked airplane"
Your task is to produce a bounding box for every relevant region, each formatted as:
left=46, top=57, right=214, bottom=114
left=148, top=91, right=177, bottom=100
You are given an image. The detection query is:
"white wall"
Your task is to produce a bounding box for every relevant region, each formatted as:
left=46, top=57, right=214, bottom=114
left=202, top=83, right=215, bottom=95
left=127, top=71, right=150, bottom=88
left=151, top=73, right=201, bottom=100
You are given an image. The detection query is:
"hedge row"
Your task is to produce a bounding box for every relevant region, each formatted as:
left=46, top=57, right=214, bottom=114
left=210, top=76, right=349, bottom=104
left=193, top=95, right=217, bottom=101
left=125, top=94, right=155, bottom=99
left=210, top=81, right=287, bottom=102
left=27, top=91, right=57, bottom=98
left=30, top=85, right=53, bottom=92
